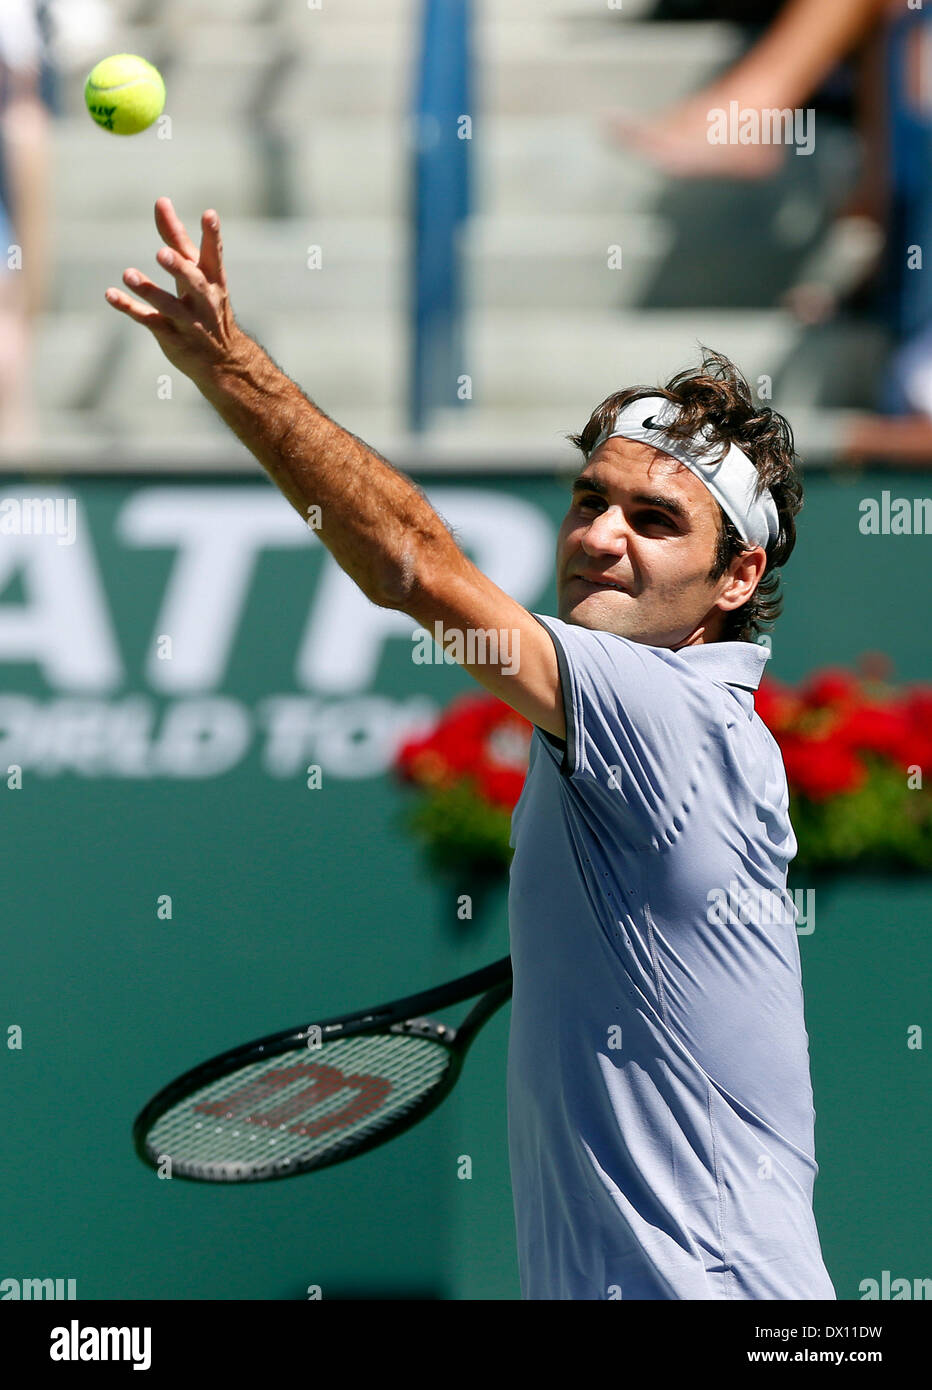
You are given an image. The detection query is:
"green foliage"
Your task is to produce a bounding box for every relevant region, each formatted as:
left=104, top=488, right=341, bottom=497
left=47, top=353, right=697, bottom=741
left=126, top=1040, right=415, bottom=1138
left=790, top=759, right=932, bottom=873
left=401, top=781, right=515, bottom=876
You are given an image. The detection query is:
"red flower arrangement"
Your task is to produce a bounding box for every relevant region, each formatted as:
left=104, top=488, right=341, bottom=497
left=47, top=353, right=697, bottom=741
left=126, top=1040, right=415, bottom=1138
left=756, top=668, right=932, bottom=800
left=395, top=695, right=534, bottom=875
left=752, top=661, right=932, bottom=871
left=395, top=660, right=932, bottom=876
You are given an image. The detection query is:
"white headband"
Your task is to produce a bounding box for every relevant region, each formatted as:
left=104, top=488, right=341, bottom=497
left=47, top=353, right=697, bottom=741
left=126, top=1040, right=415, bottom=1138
left=589, top=396, right=779, bottom=549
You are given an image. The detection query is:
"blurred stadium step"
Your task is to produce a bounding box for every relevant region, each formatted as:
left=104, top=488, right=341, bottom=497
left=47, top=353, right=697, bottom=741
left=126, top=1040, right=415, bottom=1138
left=461, top=185, right=873, bottom=311
left=88, top=307, right=405, bottom=419
left=53, top=218, right=406, bottom=314
left=29, top=404, right=407, bottom=469
left=53, top=120, right=275, bottom=219
left=477, top=21, right=745, bottom=116
left=38, top=303, right=882, bottom=420
left=475, top=114, right=856, bottom=217
left=459, top=310, right=888, bottom=412
left=17, top=402, right=870, bottom=474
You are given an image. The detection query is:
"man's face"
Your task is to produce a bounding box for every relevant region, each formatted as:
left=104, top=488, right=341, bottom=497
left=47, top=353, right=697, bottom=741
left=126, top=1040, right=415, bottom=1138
left=556, top=436, right=748, bottom=647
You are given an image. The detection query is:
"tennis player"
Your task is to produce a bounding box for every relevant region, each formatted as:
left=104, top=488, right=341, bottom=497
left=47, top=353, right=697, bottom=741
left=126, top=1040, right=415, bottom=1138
left=106, top=199, right=836, bottom=1301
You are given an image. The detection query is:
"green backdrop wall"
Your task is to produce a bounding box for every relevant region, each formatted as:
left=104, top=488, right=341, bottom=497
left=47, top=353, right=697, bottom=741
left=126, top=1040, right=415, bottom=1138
left=0, top=468, right=929, bottom=1300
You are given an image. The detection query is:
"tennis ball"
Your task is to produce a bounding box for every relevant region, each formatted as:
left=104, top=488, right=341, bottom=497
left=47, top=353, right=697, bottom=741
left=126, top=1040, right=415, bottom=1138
left=84, top=54, right=166, bottom=136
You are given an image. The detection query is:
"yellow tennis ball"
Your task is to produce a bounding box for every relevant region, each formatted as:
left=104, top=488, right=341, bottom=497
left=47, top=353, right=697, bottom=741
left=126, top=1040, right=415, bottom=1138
left=84, top=54, right=166, bottom=136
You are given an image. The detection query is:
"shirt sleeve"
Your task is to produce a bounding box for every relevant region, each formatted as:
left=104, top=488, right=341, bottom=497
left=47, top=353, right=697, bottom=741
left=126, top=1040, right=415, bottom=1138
left=532, top=612, right=726, bottom=846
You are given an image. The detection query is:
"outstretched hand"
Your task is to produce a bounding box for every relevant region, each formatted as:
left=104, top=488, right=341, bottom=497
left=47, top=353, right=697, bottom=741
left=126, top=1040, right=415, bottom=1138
left=105, top=197, right=243, bottom=382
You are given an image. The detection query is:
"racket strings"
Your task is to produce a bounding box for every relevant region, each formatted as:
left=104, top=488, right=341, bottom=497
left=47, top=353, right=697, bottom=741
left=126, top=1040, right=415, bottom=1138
left=144, top=1031, right=450, bottom=1179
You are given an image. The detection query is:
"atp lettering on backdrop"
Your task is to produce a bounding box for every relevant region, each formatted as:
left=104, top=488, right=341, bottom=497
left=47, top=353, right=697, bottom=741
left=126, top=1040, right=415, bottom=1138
left=0, top=485, right=554, bottom=781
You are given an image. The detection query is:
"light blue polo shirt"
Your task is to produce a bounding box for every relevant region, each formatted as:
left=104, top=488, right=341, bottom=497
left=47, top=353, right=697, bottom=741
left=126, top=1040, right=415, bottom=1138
left=506, top=613, right=836, bottom=1300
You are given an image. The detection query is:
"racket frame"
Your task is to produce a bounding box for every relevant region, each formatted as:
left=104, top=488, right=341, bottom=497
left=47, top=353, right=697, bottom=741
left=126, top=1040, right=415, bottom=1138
left=132, top=956, right=512, bottom=1183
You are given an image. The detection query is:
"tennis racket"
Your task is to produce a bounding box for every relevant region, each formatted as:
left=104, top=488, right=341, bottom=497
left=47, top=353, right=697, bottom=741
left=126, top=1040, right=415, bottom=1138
left=133, top=955, right=512, bottom=1183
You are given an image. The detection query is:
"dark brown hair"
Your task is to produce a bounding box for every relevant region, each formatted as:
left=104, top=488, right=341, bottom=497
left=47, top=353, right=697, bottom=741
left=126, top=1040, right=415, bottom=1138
left=564, top=347, right=803, bottom=643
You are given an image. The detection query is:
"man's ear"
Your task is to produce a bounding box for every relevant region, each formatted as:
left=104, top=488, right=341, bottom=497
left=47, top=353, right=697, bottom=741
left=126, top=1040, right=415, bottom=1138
left=716, top=545, right=767, bottom=614
left=740, top=545, right=768, bottom=592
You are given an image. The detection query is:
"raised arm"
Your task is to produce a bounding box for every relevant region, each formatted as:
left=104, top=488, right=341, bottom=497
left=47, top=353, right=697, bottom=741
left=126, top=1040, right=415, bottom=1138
left=105, top=198, right=565, bottom=738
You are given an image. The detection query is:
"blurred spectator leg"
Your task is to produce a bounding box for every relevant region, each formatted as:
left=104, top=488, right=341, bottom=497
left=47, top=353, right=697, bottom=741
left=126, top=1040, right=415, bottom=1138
left=0, top=275, right=35, bottom=451
left=844, top=3, right=932, bottom=462
left=603, top=0, right=895, bottom=179
left=0, top=69, right=51, bottom=455
left=781, top=32, right=891, bottom=325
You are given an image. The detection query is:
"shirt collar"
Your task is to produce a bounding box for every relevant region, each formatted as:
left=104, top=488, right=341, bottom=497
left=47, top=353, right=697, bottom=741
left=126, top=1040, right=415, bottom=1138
left=669, top=639, right=771, bottom=692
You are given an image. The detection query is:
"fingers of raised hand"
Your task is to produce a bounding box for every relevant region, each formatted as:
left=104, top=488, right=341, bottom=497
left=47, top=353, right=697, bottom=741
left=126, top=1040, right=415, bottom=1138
left=107, top=202, right=232, bottom=356
left=114, top=268, right=198, bottom=329
left=154, top=196, right=199, bottom=263
left=104, top=284, right=164, bottom=325
left=198, top=209, right=227, bottom=289
left=156, top=245, right=211, bottom=300
left=154, top=199, right=226, bottom=289
left=153, top=247, right=230, bottom=341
